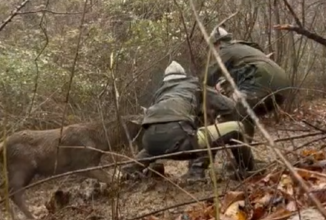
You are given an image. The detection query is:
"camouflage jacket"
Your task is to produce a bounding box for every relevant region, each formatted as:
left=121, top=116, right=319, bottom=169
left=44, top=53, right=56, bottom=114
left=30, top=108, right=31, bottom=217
left=142, top=76, right=235, bottom=127
left=206, top=41, right=291, bottom=98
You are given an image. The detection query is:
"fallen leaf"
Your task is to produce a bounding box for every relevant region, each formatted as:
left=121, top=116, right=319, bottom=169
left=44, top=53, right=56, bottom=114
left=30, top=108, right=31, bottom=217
left=261, top=207, right=292, bottom=220
left=288, top=207, right=324, bottom=220
left=311, top=180, right=326, bottom=191
left=144, top=216, right=160, bottom=220
left=309, top=189, right=326, bottom=204
left=203, top=205, right=215, bottom=219
left=45, top=190, right=70, bottom=214
left=251, top=206, right=266, bottom=220
left=220, top=214, right=240, bottom=220
left=295, top=168, right=319, bottom=181
left=286, top=200, right=297, bottom=212
left=248, top=188, right=268, bottom=202
left=221, top=191, right=245, bottom=213
left=277, top=174, right=294, bottom=196
left=301, top=149, right=326, bottom=161
left=252, top=193, right=273, bottom=208
left=261, top=172, right=283, bottom=185
left=296, top=168, right=326, bottom=184
left=30, top=205, right=48, bottom=219
left=224, top=200, right=247, bottom=220
left=184, top=202, right=213, bottom=220
left=314, top=160, right=326, bottom=168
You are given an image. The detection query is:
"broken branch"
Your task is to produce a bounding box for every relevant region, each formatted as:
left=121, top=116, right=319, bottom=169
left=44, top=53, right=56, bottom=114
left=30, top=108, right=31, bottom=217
left=274, top=24, right=326, bottom=47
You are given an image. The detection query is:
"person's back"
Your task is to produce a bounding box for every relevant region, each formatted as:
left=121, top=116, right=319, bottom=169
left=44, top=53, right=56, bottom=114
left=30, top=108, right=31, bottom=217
left=142, top=75, right=201, bottom=126
left=121, top=61, right=204, bottom=178
left=215, top=41, right=290, bottom=97
left=205, top=26, right=291, bottom=144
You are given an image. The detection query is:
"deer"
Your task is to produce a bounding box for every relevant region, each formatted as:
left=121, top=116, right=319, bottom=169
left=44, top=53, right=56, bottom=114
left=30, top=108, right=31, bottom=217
left=0, top=114, right=143, bottom=219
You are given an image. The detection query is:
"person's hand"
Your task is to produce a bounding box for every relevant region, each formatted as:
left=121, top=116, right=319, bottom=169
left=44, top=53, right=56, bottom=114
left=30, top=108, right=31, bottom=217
left=231, top=90, right=247, bottom=102
left=215, top=82, right=224, bottom=93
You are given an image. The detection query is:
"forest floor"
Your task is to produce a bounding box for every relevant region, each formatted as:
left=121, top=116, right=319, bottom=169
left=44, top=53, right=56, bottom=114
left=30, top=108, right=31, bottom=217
left=2, top=98, right=326, bottom=220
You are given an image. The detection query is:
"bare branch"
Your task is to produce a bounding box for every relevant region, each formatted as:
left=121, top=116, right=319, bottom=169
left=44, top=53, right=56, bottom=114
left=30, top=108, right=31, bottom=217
left=217, top=11, right=239, bottom=27
left=109, top=53, right=137, bottom=157
left=274, top=24, right=326, bottom=46
left=283, top=0, right=303, bottom=28
left=28, top=0, right=50, bottom=117
left=0, top=0, right=30, bottom=32
left=17, top=10, right=83, bottom=15
left=173, top=0, right=197, bottom=74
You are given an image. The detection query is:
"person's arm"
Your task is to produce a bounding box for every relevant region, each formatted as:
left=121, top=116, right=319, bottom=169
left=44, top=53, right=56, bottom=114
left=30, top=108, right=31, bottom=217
left=206, top=54, right=234, bottom=88
left=206, top=63, right=222, bottom=87
left=199, top=87, right=236, bottom=119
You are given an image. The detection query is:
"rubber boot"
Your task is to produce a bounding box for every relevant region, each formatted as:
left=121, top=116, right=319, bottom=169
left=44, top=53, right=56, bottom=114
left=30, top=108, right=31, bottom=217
left=121, top=163, right=146, bottom=180
left=182, top=156, right=210, bottom=183
left=202, top=129, right=254, bottom=180
left=121, top=149, right=153, bottom=180
left=241, top=116, right=255, bottom=144
left=144, top=162, right=165, bottom=178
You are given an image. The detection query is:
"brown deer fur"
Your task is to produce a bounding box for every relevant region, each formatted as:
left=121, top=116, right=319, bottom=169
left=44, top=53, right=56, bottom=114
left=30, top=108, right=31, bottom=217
left=0, top=115, right=143, bottom=219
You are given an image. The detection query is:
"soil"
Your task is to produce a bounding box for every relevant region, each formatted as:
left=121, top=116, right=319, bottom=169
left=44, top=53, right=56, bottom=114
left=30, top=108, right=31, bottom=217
left=1, top=99, right=326, bottom=220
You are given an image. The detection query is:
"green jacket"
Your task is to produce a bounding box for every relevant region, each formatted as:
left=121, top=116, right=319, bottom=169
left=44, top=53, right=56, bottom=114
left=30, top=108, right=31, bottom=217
left=207, top=41, right=291, bottom=98
left=142, top=76, right=235, bottom=126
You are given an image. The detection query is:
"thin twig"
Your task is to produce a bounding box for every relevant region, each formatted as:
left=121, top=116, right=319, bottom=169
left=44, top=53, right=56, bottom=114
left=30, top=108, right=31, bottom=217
left=17, top=10, right=82, bottom=15
left=1, top=110, right=10, bottom=218
left=217, top=11, right=239, bottom=27
left=173, top=0, right=197, bottom=73
left=189, top=1, right=326, bottom=217
left=109, top=53, right=136, bottom=157
left=302, top=120, right=326, bottom=133
left=28, top=0, right=50, bottom=117
left=54, top=0, right=89, bottom=174
left=202, top=49, right=220, bottom=220
left=126, top=196, right=217, bottom=220
left=274, top=24, right=326, bottom=47
left=0, top=0, right=30, bottom=32
left=283, top=0, right=303, bottom=28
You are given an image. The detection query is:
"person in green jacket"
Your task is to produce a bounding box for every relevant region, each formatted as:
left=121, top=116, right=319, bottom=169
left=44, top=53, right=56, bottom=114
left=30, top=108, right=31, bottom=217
left=121, top=61, right=255, bottom=181
left=206, top=26, right=291, bottom=142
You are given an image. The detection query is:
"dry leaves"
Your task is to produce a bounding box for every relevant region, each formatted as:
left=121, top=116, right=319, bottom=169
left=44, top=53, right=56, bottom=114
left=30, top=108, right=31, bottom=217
left=148, top=149, right=326, bottom=220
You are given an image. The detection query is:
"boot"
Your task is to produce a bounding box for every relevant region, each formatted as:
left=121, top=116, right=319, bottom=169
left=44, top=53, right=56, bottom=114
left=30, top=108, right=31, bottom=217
left=120, top=149, right=153, bottom=180
left=212, top=130, right=255, bottom=180
left=182, top=156, right=210, bottom=182
left=121, top=163, right=146, bottom=180
left=144, top=162, right=165, bottom=178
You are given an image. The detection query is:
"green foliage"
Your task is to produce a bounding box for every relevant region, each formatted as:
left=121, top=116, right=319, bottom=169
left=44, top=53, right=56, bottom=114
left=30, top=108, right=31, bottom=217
left=0, top=0, right=325, bottom=130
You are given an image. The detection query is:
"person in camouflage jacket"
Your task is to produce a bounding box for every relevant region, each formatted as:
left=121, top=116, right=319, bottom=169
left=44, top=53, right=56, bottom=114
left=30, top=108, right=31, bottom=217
left=206, top=26, right=291, bottom=142
left=121, top=61, right=255, bottom=181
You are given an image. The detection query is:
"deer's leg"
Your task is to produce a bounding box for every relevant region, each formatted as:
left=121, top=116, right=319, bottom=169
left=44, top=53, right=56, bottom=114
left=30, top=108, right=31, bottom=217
left=8, top=165, right=36, bottom=219
left=0, top=187, right=18, bottom=220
